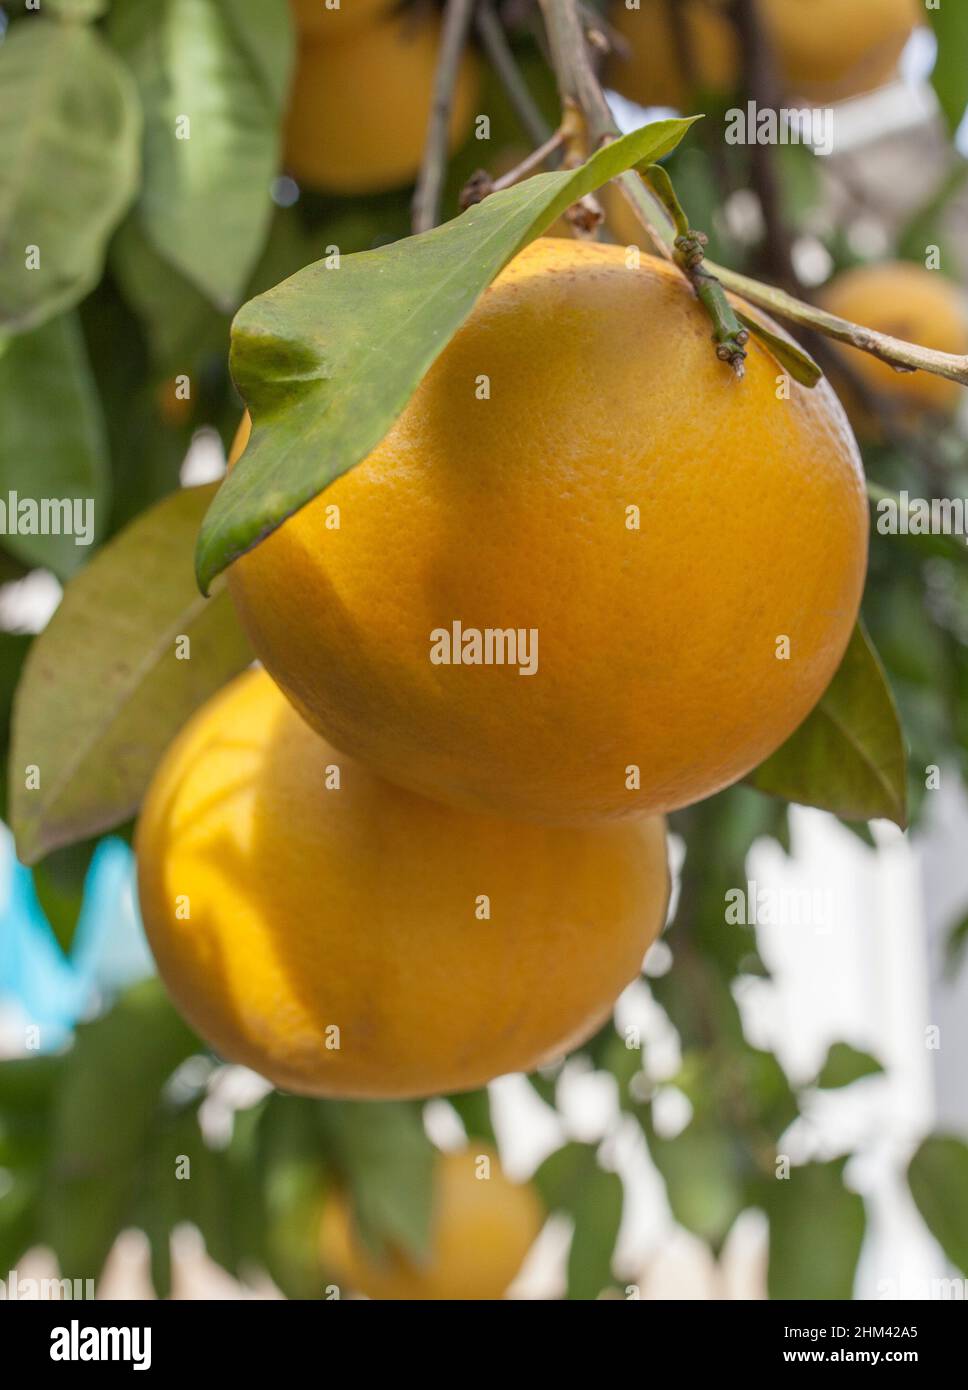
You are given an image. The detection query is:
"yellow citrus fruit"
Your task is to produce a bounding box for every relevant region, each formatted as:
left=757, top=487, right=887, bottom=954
left=606, top=0, right=737, bottom=111
left=605, top=0, right=918, bottom=108
left=283, top=13, right=479, bottom=194
left=760, top=0, right=919, bottom=102
left=320, top=1146, right=544, bottom=1299
left=289, top=0, right=391, bottom=40
left=136, top=667, right=669, bottom=1098
left=227, top=239, right=868, bottom=824
left=819, top=261, right=968, bottom=427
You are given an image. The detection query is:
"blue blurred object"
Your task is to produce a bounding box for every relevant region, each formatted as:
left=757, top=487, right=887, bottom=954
left=0, top=823, right=153, bottom=1050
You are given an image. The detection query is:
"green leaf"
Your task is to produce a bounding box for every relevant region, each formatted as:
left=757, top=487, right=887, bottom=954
left=531, top=1142, right=622, bottom=1298
left=746, top=622, right=908, bottom=829
left=110, top=217, right=229, bottom=370
left=109, top=0, right=293, bottom=310
left=44, top=0, right=110, bottom=17
left=446, top=1088, right=496, bottom=1144
left=532, top=1141, right=595, bottom=1212
left=762, top=1159, right=865, bottom=1299
left=567, top=1165, right=623, bottom=1300
left=929, top=2, right=968, bottom=136
left=945, top=908, right=968, bottom=979
left=908, top=1135, right=968, bottom=1274
left=0, top=19, right=141, bottom=332
left=0, top=313, right=110, bottom=576
left=642, top=1115, right=747, bottom=1249
left=8, top=484, right=253, bottom=865
left=195, top=117, right=696, bottom=590
left=31, top=838, right=98, bottom=955
left=734, top=309, right=822, bottom=388
left=259, top=1095, right=329, bottom=1299
left=43, top=981, right=201, bottom=1278
left=815, top=1042, right=883, bottom=1090
left=318, top=1100, right=435, bottom=1262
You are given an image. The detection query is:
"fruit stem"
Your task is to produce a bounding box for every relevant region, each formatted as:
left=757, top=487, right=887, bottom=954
left=539, top=0, right=747, bottom=374
left=644, top=163, right=749, bottom=375
left=413, top=0, right=478, bottom=234
left=537, top=0, right=968, bottom=390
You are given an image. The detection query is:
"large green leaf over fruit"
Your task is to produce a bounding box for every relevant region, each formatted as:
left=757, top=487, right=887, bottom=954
left=0, top=19, right=141, bottom=332
left=747, top=623, right=908, bottom=828
left=195, top=118, right=696, bottom=590
left=9, top=484, right=252, bottom=865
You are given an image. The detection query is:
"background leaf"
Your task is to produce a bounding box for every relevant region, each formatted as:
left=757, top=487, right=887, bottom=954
left=929, top=2, right=968, bottom=137
left=0, top=19, right=141, bottom=332
left=908, top=1135, right=968, bottom=1275
left=815, top=1042, right=883, bottom=1090
left=42, top=981, right=200, bottom=1280
left=9, top=483, right=252, bottom=864
left=0, top=313, right=110, bottom=576
left=318, top=1100, right=435, bottom=1262
left=109, top=0, right=293, bottom=310
left=746, top=623, right=908, bottom=828
left=762, top=1159, right=865, bottom=1299
left=566, top=1165, right=623, bottom=1300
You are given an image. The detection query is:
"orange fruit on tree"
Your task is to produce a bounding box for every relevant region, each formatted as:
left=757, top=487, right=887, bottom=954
left=320, top=1145, right=544, bottom=1299
left=606, top=0, right=737, bottom=111
left=605, top=0, right=919, bottom=109
left=819, top=261, right=968, bottom=429
left=136, top=667, right=670, bottom=1098
left=761, top=0, right=920, bottom=103
left=226, top=238, right=868, bottom=825
left=283, top=11, right=479, bottom=194
left=289, top=0, right=392, bottom=40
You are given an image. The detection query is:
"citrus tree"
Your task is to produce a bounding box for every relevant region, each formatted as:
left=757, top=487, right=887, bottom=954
left=1, top=0, right=968, bottom=1300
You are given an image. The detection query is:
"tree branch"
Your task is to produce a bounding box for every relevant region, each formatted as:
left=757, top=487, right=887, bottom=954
left=475, top=0, right=552, bottom=146
left=535, top=0, right=968, bottom=390
left=412, top=0, right=478, bottom=234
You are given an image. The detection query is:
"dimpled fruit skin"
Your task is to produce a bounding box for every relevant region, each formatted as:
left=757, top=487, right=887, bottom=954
left=606, top=0, right=918, bottom=108
left=320, top=1146, right=543, bottom=1300
left=283, top=14, right=479, bottom=194
left=135, top=669, right=669, bottom=1099
left=227, top=240, right=868, bottom=825
left=819, top=261, right=968, bottom=424
left=289, top=0, right=390, bottom=39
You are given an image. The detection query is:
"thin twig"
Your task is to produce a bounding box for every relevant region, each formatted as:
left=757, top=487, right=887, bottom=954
left=709, top=264, right=968, bottom=386
left=475, top=0, right=552, bottom=146
left=458, top=126, right=565, bottom=209
left=579, top=1, right=628, bottom=58
left=537, top=0, right=968, bottom=390
left=729, top=0, right=798, bottom=291
left=412, top=0, right=478, bottom=234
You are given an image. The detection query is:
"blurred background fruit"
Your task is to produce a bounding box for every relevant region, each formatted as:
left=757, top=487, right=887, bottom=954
left=284, top=10, right=480, bottom=193
left=819, top=261, right=968, bottom=429
left=320, top=1145, right=544, bottom=1299
left=606, top=0, right=921, bottom=109
left=289, top=0, right=393, bottom=40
